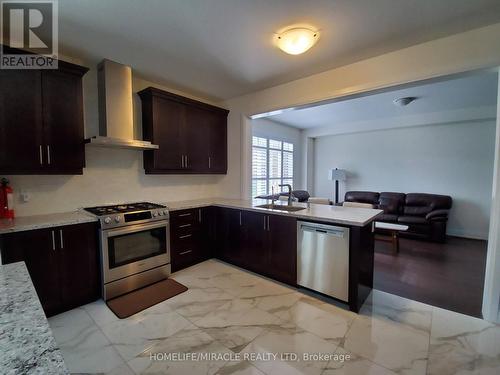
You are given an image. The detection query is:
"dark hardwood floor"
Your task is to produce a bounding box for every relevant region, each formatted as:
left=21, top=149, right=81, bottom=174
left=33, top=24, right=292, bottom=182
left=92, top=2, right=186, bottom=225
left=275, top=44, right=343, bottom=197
left=374, top=236, right=488, bottom=318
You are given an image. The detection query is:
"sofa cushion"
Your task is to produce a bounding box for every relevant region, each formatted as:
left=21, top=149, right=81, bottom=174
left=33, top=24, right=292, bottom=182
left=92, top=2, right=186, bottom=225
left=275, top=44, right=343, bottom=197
left=344, top=191, right=379, bottom=205
left=377, top=214, right=399, bottom=223
left=403, top=206, right=432, bottom=216
left=379, top=192, right=406, bottom=214
left=398, top=216, right=428, bottom=225
left=404, top=193, right=452, bottom=216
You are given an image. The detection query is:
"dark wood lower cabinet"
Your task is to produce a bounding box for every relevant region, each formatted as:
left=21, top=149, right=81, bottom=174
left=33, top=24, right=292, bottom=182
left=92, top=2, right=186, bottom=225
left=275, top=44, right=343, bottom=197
left=0, top=222, right=100, bottom=316
left=240, top=210, right=268, bottom=275
left=214, top=207, right=242, bottom=266
left=214, top=208, right=297, bottom=287
left=267, top=214, right=297, bottom=285
left=170, top=207, right=215, bottom=272
left=212, top=207, right=374, bottom=312
left=57, top=223, right=101, bottom=311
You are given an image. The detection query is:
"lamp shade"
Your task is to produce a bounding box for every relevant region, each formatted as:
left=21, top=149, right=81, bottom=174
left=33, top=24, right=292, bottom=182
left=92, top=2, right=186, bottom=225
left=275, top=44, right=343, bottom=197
left=328, top=169, right=347, bottom=181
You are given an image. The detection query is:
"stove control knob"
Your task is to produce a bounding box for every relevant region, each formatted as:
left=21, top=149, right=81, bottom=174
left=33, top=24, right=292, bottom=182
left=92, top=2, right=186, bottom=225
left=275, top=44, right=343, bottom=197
left=158, top=211, right=163, bottom=216
left=163, top=210, right=168, bottom=215
left=152, top=212, right=158, bottom=217
left=114, top=216, right=121, bottom=223
left=104, top=217, right=112, bottom=224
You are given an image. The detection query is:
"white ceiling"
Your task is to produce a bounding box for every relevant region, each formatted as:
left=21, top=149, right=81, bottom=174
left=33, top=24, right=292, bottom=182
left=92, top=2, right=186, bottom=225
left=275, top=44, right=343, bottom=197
left=58, top=0, right=500, bottom=100
left=266, top=72, right=499, bottom=130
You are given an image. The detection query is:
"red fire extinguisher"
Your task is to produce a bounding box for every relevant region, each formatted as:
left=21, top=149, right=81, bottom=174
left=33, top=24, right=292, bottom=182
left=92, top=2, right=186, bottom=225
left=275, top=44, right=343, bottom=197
left=1, top=178, right=14, bottom=219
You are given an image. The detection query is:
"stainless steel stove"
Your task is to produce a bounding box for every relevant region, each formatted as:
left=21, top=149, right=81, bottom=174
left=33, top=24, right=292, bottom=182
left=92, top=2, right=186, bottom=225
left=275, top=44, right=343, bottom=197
left=84, top=202, right=170, bottom=300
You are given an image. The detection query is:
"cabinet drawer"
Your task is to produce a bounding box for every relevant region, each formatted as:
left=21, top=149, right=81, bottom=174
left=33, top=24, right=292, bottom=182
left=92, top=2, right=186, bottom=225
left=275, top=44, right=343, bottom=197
left=171, top=209, right=200, bottom=226
left=171, top=231, right=199, bottom=249
left=171, top=250, right=196, bottom=272
left=172, top=222, right=198, bottom=233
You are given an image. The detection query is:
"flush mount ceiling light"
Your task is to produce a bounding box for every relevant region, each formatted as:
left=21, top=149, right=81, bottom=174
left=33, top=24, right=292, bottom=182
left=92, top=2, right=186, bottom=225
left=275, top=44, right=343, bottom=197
left=275, top=27, right=320, bottom=55
left=393, top=97, right=418, bottom=107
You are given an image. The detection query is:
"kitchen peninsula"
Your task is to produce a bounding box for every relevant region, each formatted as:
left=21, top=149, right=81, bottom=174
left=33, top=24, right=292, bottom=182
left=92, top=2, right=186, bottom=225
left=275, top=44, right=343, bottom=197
left=0, top=262, right=68, bottom=374
left=1, top=199, right=382, bottom=314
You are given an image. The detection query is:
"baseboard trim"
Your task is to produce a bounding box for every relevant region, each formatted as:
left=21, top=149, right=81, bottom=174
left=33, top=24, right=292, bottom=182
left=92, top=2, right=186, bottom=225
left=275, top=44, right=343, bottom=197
left=446, top=230, right=488, bottom=241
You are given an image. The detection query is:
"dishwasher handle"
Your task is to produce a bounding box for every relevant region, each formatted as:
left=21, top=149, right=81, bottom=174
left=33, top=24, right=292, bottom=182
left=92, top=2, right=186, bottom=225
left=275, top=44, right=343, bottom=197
left=300, top=224, right=346, bottom=238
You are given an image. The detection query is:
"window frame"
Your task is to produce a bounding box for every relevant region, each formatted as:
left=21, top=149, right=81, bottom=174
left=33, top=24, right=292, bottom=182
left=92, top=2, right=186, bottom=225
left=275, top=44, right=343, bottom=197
left=252, top=136, right=294, bottom=197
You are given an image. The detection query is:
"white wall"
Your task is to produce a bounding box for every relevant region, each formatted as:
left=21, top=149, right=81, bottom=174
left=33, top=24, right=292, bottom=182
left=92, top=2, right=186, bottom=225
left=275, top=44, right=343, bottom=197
left=6, top=58, right=225, bottom=216
left=221, top=23, right=500, bottom=201
left=313, top=120, right=495, bottom=239
left=482, top=74, right=500, bottom=323
left=251, top=119, right=302, bottom=190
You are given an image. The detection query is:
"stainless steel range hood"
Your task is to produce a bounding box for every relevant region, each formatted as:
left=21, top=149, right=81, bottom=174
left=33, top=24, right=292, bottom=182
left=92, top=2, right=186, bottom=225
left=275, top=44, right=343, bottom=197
left=86, top=59, right=159, bottom=150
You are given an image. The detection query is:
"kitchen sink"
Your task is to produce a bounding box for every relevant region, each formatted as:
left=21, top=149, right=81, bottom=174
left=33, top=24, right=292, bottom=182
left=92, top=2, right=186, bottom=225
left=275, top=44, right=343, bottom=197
left=256, top=204, right=306, bottom=212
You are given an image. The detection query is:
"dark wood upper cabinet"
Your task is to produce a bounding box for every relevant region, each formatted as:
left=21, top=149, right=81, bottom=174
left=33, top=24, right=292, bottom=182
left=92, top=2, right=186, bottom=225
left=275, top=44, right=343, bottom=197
left=148, top=96, right=186, bottom=171
left=0, top=70, right=43, bottom=173
left=42, top=67, right=86, bottom=174
left=185, top=105, right=210, bottom=171
left=139, top=87, right=229, bottom=174
left=0, top=60, right=88, bottom=175
left=207, top=110, right=227, bottom=173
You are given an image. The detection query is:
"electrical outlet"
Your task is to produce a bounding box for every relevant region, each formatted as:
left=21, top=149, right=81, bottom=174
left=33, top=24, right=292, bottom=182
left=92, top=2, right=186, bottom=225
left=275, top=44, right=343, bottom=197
left=20, top=190, right=31, bottom=203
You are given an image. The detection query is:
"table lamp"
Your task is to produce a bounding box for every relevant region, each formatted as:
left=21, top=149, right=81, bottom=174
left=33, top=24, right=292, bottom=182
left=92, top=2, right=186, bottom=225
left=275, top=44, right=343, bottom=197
left=328, top=168, right=347, bottom=204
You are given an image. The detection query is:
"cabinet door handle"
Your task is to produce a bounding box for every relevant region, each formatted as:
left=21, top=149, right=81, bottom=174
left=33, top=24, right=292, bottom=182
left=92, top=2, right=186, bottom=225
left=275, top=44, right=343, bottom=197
left=178, top=213, right=192, bottom=217
left=179, top=234, right=192, bottom=239
left=39, top=145, right=43, bottom=165
left=239, top=212, right=242, bottom=226
left=208, top=156, right=211, bottom=169
left=47, top=145, right=51, bottom=165
left=51, top=231, right=56, bottom=250
left=181, top=155, right=184, bottom=168
left=179, top=224, right=191, bottom=228
left=59, top=230, right=64, bottom=249
left=267, top=216, right=270, bottom=231
left=263, top=216, right=266, bottom=230
left=185, top=155, right=189, bottom=168
left=180, top=250, right=192, bottom=255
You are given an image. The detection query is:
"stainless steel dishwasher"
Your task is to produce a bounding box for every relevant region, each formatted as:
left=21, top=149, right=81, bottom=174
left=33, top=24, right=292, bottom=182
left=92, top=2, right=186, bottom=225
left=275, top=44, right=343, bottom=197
left=297, top=221, right=349, bottom=302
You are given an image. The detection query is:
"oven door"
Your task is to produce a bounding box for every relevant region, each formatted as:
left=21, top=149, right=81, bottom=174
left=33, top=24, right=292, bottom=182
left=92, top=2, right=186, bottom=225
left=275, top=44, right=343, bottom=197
left=101, top=220, right=170, bottom=284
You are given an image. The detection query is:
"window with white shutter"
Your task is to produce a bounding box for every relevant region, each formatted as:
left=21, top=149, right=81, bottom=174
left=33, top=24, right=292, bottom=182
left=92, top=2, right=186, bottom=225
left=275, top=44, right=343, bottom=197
left=252, top=137, right=294, bottom=197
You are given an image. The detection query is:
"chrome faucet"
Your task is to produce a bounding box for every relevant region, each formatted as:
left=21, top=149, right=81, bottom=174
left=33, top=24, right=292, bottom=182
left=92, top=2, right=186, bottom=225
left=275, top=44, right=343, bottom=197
left=279, top=184, right=294, bottom=205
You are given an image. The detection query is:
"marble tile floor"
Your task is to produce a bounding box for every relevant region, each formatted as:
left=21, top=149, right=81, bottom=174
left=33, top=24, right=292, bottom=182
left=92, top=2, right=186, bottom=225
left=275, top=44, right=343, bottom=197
left=48, top=259, right=500, bottom=375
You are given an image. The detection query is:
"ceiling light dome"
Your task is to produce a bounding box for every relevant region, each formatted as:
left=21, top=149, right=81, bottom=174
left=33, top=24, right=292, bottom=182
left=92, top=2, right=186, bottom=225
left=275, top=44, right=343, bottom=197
left=275, top=27, right=319, bottom=55
left=393, top=97, right=417, bottom=107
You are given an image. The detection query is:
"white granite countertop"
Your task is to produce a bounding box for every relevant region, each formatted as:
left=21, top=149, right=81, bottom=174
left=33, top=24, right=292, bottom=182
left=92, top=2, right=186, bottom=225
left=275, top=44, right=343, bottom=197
left=0, top=197, right=382, bottom=234
left=0, top=262, right=68, bottom=374
left=166, top=198, right=383, bottom=227
left=0, top=211, right=97, bottom=235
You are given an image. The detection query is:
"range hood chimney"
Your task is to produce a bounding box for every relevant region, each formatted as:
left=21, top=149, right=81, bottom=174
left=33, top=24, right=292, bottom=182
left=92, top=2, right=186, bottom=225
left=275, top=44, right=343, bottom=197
left=86, top=59, right=159, bottom=150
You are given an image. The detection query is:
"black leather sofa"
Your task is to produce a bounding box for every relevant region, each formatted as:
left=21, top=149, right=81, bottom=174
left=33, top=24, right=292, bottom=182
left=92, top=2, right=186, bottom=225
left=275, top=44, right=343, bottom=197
left=344, top=191, right=452, bottom=243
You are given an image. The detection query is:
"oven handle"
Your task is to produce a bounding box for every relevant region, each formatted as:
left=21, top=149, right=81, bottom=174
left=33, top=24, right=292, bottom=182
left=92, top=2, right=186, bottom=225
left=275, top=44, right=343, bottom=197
left=103, top=221, right=169, bottom=238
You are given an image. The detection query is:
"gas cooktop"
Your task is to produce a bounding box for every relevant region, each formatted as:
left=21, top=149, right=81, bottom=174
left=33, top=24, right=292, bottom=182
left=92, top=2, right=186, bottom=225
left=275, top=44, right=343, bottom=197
left=84, top=202, right=166, bottom=216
